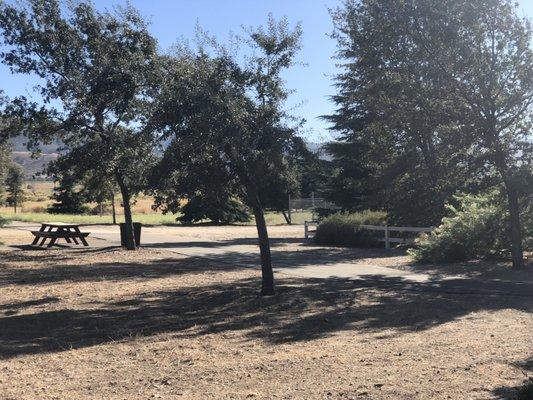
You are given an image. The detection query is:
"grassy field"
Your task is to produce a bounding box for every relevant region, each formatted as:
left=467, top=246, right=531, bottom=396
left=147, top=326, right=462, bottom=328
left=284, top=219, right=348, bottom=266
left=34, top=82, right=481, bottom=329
left=0, top=210, right=312, bottom=226
left=2, top=180, right=312, bottom=226
left=0, top=211, right=179, bottom=225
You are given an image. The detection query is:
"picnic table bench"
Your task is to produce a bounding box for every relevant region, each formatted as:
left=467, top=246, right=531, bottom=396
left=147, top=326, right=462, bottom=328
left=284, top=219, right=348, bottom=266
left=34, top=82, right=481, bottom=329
left=31, top=223, right=90, bottom=247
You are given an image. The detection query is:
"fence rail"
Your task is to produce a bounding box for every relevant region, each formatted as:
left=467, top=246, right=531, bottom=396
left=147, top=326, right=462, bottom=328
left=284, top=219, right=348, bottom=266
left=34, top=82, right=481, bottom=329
left=358, top=225, right=433, bottom=249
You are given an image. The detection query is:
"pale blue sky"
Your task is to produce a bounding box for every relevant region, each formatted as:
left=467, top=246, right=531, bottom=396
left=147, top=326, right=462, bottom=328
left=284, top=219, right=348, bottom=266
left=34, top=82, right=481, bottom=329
left=1, top=0, right=532, bottom=142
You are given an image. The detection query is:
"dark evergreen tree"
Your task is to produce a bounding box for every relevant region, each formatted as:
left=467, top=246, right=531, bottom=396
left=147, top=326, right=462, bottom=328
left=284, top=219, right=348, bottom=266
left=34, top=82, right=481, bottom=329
left=290, top=139, right=330, bottom=199
left=0, top=141, right=11, bottom=204
left=5, top=163, right=25, bottom=213
left=327, top=0, right=532, bottom=267
left=47, top=172, right=89, bottom=214
left=178, top=194, right=251, bottom=225
left=326, top=0, right=480, bottom=225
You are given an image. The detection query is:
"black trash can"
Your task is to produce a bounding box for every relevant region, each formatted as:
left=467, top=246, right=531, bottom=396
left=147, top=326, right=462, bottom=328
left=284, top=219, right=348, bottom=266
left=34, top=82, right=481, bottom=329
left=120, top=222, right=142, bottom=247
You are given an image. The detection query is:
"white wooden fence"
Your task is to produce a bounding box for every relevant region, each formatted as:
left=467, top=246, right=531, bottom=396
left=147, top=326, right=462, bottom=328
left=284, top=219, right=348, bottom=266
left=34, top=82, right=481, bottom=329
left=358, top=225, right=434, bottom=249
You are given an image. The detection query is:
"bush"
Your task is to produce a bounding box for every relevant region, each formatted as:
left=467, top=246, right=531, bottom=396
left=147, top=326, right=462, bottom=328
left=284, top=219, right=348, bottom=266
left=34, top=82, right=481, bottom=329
left=313, top=207, right=339, bottom=221
left=409, top=192, right=532, bottom=263
left=90, top=203, right=113, bottom=215
left=314, top=210, right=387, bottom=247
left=179, top=195, right=251, bottom=224
left=0, top=216, right=7, bottom=227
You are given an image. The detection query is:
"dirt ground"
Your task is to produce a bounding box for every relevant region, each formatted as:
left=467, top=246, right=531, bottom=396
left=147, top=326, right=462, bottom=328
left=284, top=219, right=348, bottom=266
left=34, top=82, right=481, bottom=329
left=0, top=226, right=532, bottom=399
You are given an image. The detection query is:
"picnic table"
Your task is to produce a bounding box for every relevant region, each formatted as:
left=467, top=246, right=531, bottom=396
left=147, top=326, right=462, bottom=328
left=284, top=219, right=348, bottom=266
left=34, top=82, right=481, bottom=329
left=31, top=223, right=90, bottom=247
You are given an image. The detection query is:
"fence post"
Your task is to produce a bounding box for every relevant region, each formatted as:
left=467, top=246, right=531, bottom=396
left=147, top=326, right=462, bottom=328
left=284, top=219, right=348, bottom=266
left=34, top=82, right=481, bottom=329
left=384, top=225, right=390, bottom=249
left=304, top=221, right=308, bottom=239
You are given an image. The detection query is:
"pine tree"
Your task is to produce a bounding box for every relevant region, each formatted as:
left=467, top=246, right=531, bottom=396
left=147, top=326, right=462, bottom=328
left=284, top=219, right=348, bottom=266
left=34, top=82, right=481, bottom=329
left=5, top=163, right=25, bottom=213
left=47, top=174, right=89, bottom=215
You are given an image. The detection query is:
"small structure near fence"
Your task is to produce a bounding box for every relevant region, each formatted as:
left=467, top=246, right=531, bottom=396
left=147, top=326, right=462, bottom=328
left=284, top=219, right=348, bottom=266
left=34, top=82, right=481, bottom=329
left=288, top=194, right=340, bottom=224
left=304, top=220, right=318, bottom=239
left=358, top=225, right=433, bottom=249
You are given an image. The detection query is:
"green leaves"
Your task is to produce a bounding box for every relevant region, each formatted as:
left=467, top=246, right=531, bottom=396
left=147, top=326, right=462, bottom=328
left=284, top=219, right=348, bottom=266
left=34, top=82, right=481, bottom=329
left=0, top=0, right=161, bottom=199
left=409, top=191, right=532, bottom=262
left=5, top=162, right=26, bottom=210
left=151, top=16, right=304, bottom=216
left=326, top=0, right=532, bottom=227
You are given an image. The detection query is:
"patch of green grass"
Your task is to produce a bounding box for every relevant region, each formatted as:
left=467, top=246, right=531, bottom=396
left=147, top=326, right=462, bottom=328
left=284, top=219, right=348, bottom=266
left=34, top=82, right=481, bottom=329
left=0, top=210, right=313, bottom=226
left=264, top=211, right=312, bottom=225
left=0, top=212, right=181, bottom=225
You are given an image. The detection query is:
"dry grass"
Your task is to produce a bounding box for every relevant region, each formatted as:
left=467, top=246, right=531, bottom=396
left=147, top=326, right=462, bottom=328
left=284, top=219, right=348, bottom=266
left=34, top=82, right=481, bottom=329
left=0, top=227, right=531, bottom=399
left=2, top=181, right=312, bottom=225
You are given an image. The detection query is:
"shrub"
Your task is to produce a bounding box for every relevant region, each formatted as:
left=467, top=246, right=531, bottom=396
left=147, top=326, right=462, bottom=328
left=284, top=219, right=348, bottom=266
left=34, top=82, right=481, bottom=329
left=0, top=216, right=7, bottom=227
left=314, top=210, right=387, bottom=247
left=89, top=203, right=113, bottom=215
left=313, top=207, right=339, bottom=221
left=178, top=195, right=251, bottom=224
left=409, top=191, right=532, bottom=263
left=47, top=173, right=90, bottom=215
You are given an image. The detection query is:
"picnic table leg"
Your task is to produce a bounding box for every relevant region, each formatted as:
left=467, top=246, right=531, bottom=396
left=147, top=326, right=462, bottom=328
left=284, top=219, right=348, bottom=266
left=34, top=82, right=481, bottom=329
left=47, top=236, right=57, bottom=247
left=63, top=228, right=73, bottom=244
left=32, top=225, right=46, bottom=245
left=39, top=226, right=53, bottom=246
left=65, top=227, right=80, bottom=245
left=73, top=227, right=89, bottom=246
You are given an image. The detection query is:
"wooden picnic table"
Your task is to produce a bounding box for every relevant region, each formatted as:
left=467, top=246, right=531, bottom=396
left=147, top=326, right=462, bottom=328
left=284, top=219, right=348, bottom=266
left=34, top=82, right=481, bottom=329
left=31, top=222, right=90, bottom=247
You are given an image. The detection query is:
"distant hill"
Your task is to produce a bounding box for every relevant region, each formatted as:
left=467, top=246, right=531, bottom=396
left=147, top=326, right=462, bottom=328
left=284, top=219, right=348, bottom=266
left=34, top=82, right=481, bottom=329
left=8, top=135, right=329, bottom=179
left=10, top=135, right=62, bottom=153
left=9, top=136, right=60, bottom=180
left=11, top=151, right=57, bottom=180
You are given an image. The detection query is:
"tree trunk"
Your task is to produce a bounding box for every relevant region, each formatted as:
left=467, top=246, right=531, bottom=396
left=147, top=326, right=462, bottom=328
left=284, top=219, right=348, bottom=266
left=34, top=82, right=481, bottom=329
left=252, top=201, right=275, bottom=296
left=116, top=174, right=136, bottom=250
left=282, top=210, right=291, bottom=225
left=493, top=147, right=524, bottom=269
left=111, top=192, right=117, bottom=225
left=502, top=180, right=524, bottom=269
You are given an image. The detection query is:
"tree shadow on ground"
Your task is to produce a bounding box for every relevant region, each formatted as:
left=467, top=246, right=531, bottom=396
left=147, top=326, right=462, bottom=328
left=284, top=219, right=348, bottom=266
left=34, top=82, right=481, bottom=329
left=139, top=236, right=406, bottom=257
left=0, top=244, right=405, bottom=286
left=145, top=237, right=306, bottom=248
left=1, top=268, right=531, bottom=359
left=491, top=357, right=533, bottom=399
left=397, top=253, right=533, bottom=281
left=0, top=255, right=244, bottom=286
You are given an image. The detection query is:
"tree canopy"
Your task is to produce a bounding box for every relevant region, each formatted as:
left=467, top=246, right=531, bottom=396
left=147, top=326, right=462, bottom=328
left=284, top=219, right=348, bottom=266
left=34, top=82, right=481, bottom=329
left=5, top=163, right=25, bottom=213
left=0, top=0, right=162, bottom=248
left=327, top=0, right=532, bottom=267
left=150, top=17, right=304, bottom=294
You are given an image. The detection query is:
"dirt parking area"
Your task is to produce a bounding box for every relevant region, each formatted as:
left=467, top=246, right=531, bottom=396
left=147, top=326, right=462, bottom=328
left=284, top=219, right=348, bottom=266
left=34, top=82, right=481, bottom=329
left=0, top=225, right=532, bottom=399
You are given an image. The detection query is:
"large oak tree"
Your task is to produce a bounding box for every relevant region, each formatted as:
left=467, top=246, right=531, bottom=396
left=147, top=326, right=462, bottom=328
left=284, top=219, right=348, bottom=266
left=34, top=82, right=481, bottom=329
left=151, top=18, right=304, bottom=295
left=0, top=0, right=161, bottom=249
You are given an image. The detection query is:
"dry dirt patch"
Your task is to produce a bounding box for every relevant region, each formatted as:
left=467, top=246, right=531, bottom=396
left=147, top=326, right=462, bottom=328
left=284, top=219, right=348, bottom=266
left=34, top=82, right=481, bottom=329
left=0, top=232, right=532, bottom=399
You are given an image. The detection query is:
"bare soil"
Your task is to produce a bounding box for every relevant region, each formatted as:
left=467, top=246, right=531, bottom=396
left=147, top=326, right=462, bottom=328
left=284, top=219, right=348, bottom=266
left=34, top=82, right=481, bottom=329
left=0, top=226, right=532, bottom=399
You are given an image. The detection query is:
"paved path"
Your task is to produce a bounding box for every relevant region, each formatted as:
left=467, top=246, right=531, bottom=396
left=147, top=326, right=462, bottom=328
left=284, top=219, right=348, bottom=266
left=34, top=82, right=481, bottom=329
left=7, top=222, right=533, bottom=296
left=9, top=222, right=434, bottom=282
